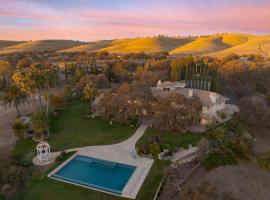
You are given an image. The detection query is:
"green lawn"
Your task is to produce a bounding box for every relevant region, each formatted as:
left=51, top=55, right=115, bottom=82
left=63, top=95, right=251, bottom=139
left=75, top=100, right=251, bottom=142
left=12, top=103, right=205, bottom=200
left=13, top=103, right=136, bottom=160
left=136, top=128, right=205, bottom=149
left=13, top=160, right=169, bottom=200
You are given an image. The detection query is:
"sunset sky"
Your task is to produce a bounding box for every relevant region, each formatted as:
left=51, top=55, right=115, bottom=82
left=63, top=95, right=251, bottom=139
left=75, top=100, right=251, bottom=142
left=0, top=0, right=270, bottom=41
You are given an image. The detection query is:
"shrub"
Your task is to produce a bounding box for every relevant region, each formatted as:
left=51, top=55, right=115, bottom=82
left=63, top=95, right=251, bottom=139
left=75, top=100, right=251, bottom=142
left=149, top=135, right=161, bottom=144
left=208, top=127, right=225, bottom=143
left=234, top=138, right=252, bottom=160
left=149, top=143, right=161, bottom=157
left=63, top=86, right=73, bottom=103
left=219, top=112, right=227, bottom=119
left=56, top=151, right=68, bottom=162
left=258, top=150, right=270, bottom=170
left=1, top=165, right=26, bottom=187
left=226, top=118, right=242, bottom=136
left=12, top=119, right=27, bottom=139
left=0, top=194, right=5, bottom=200
left=202, top=151, right=238, bottom=170
left=137, top=145, right=149, bottom=155
left=18, top=159, right=32, bottom=167
left=31, top=111, right=49, bottom=138
left=49, top=94, right=66, bottom=109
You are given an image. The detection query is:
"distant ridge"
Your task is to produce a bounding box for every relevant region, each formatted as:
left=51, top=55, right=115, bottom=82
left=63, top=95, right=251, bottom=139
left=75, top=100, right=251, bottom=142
left=0, top=40, right=24, bottom=49
left=0, top=40, right=84, bottom=54
left=0, top=34, right=270, bottom=57
left=61, top=40, right=113, bottom=52
left=97, top=36, right=194, bottom=53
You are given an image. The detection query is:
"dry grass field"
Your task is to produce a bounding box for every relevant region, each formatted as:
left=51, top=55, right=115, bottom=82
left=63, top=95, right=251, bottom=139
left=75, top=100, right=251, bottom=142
left=1, top=34, right=270, bottom=57
left=98, top=36, right=193, bottom=53
left=207, top=35, right=270, bottom=57
left=0, top=40, right=24, bottom=49
left=0, top=40, right=83, bottom=54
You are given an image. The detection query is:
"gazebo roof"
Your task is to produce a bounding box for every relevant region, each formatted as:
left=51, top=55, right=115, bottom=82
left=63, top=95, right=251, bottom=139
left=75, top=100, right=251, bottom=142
left=36, top=141, right=50, bottom=150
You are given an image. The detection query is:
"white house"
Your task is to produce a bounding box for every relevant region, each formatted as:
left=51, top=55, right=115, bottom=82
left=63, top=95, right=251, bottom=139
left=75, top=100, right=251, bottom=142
left=151, top=81, right=237, bottom=125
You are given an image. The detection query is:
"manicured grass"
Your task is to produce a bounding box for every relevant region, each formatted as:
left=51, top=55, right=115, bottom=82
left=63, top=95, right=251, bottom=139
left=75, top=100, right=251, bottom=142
left=136, top=128, right=205, bottom=149
left=12, top=160, right=169, bottom=200
left=12, top=103, right=204, bottom=200
left=49, top=103, right=136, bottom=150
left=13, top=103, right=136, bottom=160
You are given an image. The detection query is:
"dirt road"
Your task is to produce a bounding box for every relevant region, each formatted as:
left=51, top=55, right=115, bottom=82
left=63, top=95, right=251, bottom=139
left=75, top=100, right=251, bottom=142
left=0, top=104, right=33, bottom=159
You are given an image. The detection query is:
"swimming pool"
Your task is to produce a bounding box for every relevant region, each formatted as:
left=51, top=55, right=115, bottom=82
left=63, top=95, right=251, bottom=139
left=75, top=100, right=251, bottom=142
left=50, top=155, right=136, bottom=195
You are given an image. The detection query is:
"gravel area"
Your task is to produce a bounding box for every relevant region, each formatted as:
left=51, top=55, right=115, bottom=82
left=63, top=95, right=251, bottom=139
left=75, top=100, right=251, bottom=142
left=180, top=162, right=270, bottom=200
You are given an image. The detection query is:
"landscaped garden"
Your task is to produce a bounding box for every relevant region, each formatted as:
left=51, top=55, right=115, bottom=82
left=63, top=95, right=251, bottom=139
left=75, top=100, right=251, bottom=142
left=136, top=128, right=205, bottom=151
left=10, top=102, right=206, bottom=200
left=13, top=103, right=136, bottom=160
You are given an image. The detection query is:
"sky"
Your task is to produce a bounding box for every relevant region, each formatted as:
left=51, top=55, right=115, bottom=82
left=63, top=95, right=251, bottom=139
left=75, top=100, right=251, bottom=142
left=0, top=0, right=270, bottom=41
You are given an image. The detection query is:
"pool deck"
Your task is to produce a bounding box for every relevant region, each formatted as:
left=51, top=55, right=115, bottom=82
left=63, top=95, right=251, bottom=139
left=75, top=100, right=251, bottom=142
left=48, top=121, right=154, bottom=199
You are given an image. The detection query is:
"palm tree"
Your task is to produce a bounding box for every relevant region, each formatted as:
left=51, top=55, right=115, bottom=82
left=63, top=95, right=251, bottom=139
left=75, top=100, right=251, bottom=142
left=1, top=84, right=28, bottom=117
left=83, top=82, right=98, bottom=114
left=44, top=65, right=57, bottom=119
left=0, top=60, right=13, bottom=88
left=12, top=71, right=38, bottom=113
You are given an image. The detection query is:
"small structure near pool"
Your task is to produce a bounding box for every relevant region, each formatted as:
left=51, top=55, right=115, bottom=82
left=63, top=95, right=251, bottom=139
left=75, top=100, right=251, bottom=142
left=33, top=141, right=56, bottom=166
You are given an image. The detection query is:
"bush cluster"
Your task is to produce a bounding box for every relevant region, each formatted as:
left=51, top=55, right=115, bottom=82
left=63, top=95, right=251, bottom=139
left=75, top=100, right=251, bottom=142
left=202, top=151, right=238, bottom=170
left=258, top=150, right=270, bottom=170
left=203, top=119, right=252, bottom=170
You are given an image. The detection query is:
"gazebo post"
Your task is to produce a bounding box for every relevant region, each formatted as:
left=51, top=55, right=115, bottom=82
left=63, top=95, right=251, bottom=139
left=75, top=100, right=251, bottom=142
left=36, top=141, right=51, bottom=163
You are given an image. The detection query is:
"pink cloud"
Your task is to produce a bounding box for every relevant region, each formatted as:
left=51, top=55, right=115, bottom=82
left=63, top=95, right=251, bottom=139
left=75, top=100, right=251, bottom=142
left=0, top=1, right=269, bottom=41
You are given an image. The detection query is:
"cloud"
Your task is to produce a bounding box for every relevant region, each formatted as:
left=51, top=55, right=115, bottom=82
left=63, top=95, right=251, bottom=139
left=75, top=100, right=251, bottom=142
left=0, top=0, right=269, bottom=40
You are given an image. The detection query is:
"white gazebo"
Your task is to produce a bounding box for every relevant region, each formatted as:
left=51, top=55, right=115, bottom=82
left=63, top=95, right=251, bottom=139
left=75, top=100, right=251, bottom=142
left=33, top=141, right=55, bottom=166
left=37, top=141, right=51, bottom=162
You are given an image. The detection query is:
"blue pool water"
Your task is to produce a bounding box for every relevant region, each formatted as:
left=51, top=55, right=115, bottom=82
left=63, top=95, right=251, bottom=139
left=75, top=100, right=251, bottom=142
left=51, top=155, right=136, bottom=195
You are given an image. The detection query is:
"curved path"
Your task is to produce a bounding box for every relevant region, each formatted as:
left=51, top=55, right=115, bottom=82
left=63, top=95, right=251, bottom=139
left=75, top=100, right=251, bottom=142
left=258, top=40, right=270, bottom=57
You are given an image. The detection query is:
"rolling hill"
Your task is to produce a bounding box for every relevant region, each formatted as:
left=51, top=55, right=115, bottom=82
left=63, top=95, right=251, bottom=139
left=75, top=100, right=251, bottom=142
left=169, top=34, right=250, bottom=56
left=208, top=35, right=270, bottom=57
left=98, top=36, right=194, bottom=53
left=0, top=34, right=269, bottom=57
left=0, top=40, right=84, bottom=54
left=61, top=40, right=113, bottom=52
left=0, top=40, right=24, bottom=49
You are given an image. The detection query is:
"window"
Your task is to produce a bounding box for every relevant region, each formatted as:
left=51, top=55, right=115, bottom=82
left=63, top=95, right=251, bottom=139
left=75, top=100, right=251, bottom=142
left=163, top=88, right=170, bottom=91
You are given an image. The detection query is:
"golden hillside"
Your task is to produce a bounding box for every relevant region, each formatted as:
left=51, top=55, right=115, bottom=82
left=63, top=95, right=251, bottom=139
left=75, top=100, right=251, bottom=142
left=0, top=34, right=269, bottom=57
left=98, top=36, right=193, bottom=53
left=0, top=40, right=83, bottom=54
left=208, top=35, right=270, bottom=57
left=169, top=34, right=250, bottom=55
left=61, top=40, right=113, bottom=52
